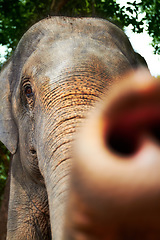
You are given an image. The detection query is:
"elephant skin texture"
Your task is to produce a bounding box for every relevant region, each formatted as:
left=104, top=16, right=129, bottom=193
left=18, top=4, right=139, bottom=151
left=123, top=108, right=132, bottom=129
left=0, top=17, right=159, bottom=240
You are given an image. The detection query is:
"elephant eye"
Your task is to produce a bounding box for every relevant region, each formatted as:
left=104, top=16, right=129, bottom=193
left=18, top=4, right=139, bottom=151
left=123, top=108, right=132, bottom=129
left=22, top=79, right=35, bottom=109
left=24, top=85, right=33, bottom=97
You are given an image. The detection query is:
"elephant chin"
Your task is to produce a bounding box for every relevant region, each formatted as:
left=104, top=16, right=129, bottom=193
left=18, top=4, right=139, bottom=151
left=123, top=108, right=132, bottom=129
left=64, top=68, right=160, bottom=239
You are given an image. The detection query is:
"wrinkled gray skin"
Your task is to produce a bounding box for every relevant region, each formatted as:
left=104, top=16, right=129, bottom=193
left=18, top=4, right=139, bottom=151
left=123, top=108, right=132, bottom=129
left=0, top=17, right=146, bottom=239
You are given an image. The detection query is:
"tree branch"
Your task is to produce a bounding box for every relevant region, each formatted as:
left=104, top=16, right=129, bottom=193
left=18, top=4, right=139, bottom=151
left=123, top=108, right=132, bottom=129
left=50, top=0, right=70, bottom=15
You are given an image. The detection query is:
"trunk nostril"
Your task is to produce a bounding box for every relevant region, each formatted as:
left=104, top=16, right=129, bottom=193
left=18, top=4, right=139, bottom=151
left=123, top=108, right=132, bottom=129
left=150, top=124, right=160, bottom=143
left=104, top=106, right=160, bottom=157
left=107, top=128, right=139, bottom=156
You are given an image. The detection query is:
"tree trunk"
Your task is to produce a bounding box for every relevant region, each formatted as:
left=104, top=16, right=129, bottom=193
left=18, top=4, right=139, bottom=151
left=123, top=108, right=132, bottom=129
left=50, top=0, right=70, bottom=15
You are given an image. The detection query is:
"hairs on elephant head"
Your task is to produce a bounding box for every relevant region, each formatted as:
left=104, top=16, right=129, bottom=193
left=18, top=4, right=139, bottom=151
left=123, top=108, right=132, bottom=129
left=0, top=17, right=159, bottom=240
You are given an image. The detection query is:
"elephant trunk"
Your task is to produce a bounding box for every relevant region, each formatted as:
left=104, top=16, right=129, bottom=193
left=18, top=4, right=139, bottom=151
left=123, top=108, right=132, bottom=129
left=37, top=87, right=100, bottom=239
left=65, top=69, right=160, bottom=239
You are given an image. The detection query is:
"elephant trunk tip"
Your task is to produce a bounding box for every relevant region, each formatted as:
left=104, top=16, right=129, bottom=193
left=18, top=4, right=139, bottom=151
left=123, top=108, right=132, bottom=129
left=64, top=68, right=160, bottom=239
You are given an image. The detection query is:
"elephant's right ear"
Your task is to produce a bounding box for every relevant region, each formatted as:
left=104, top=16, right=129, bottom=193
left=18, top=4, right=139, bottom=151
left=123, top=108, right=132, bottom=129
left=0, top=61, right=18, bottom=154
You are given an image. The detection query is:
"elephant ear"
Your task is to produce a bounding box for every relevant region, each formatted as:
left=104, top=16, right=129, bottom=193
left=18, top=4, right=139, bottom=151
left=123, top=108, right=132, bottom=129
left=0, top=61, right=18, bottom=154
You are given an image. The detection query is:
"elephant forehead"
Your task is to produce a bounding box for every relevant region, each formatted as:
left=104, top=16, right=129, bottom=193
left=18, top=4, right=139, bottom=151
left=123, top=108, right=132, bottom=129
left=22, top=37, right=131, bottom=111
left=23, top=36, right=129, bottom=82
left=24, top=37, right=109, bottom=69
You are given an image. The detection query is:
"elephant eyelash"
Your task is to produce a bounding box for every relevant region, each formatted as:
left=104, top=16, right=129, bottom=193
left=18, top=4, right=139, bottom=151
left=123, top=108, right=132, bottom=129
left=22, top=76, right=30, bottom=85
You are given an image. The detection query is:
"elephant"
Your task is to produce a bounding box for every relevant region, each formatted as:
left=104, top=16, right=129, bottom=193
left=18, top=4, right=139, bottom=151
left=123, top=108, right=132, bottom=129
left=0, top=17, right=159, bottom=239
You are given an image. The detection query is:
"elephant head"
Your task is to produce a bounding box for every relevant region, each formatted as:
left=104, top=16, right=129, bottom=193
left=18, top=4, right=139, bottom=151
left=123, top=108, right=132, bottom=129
left=0, top=17, right=159, bottom=240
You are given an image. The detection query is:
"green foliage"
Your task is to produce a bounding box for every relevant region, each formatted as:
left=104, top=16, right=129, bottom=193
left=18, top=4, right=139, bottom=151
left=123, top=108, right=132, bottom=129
left=0, top=0, right=52, bottom=50
left=138, top=0, right=160, bottom=54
